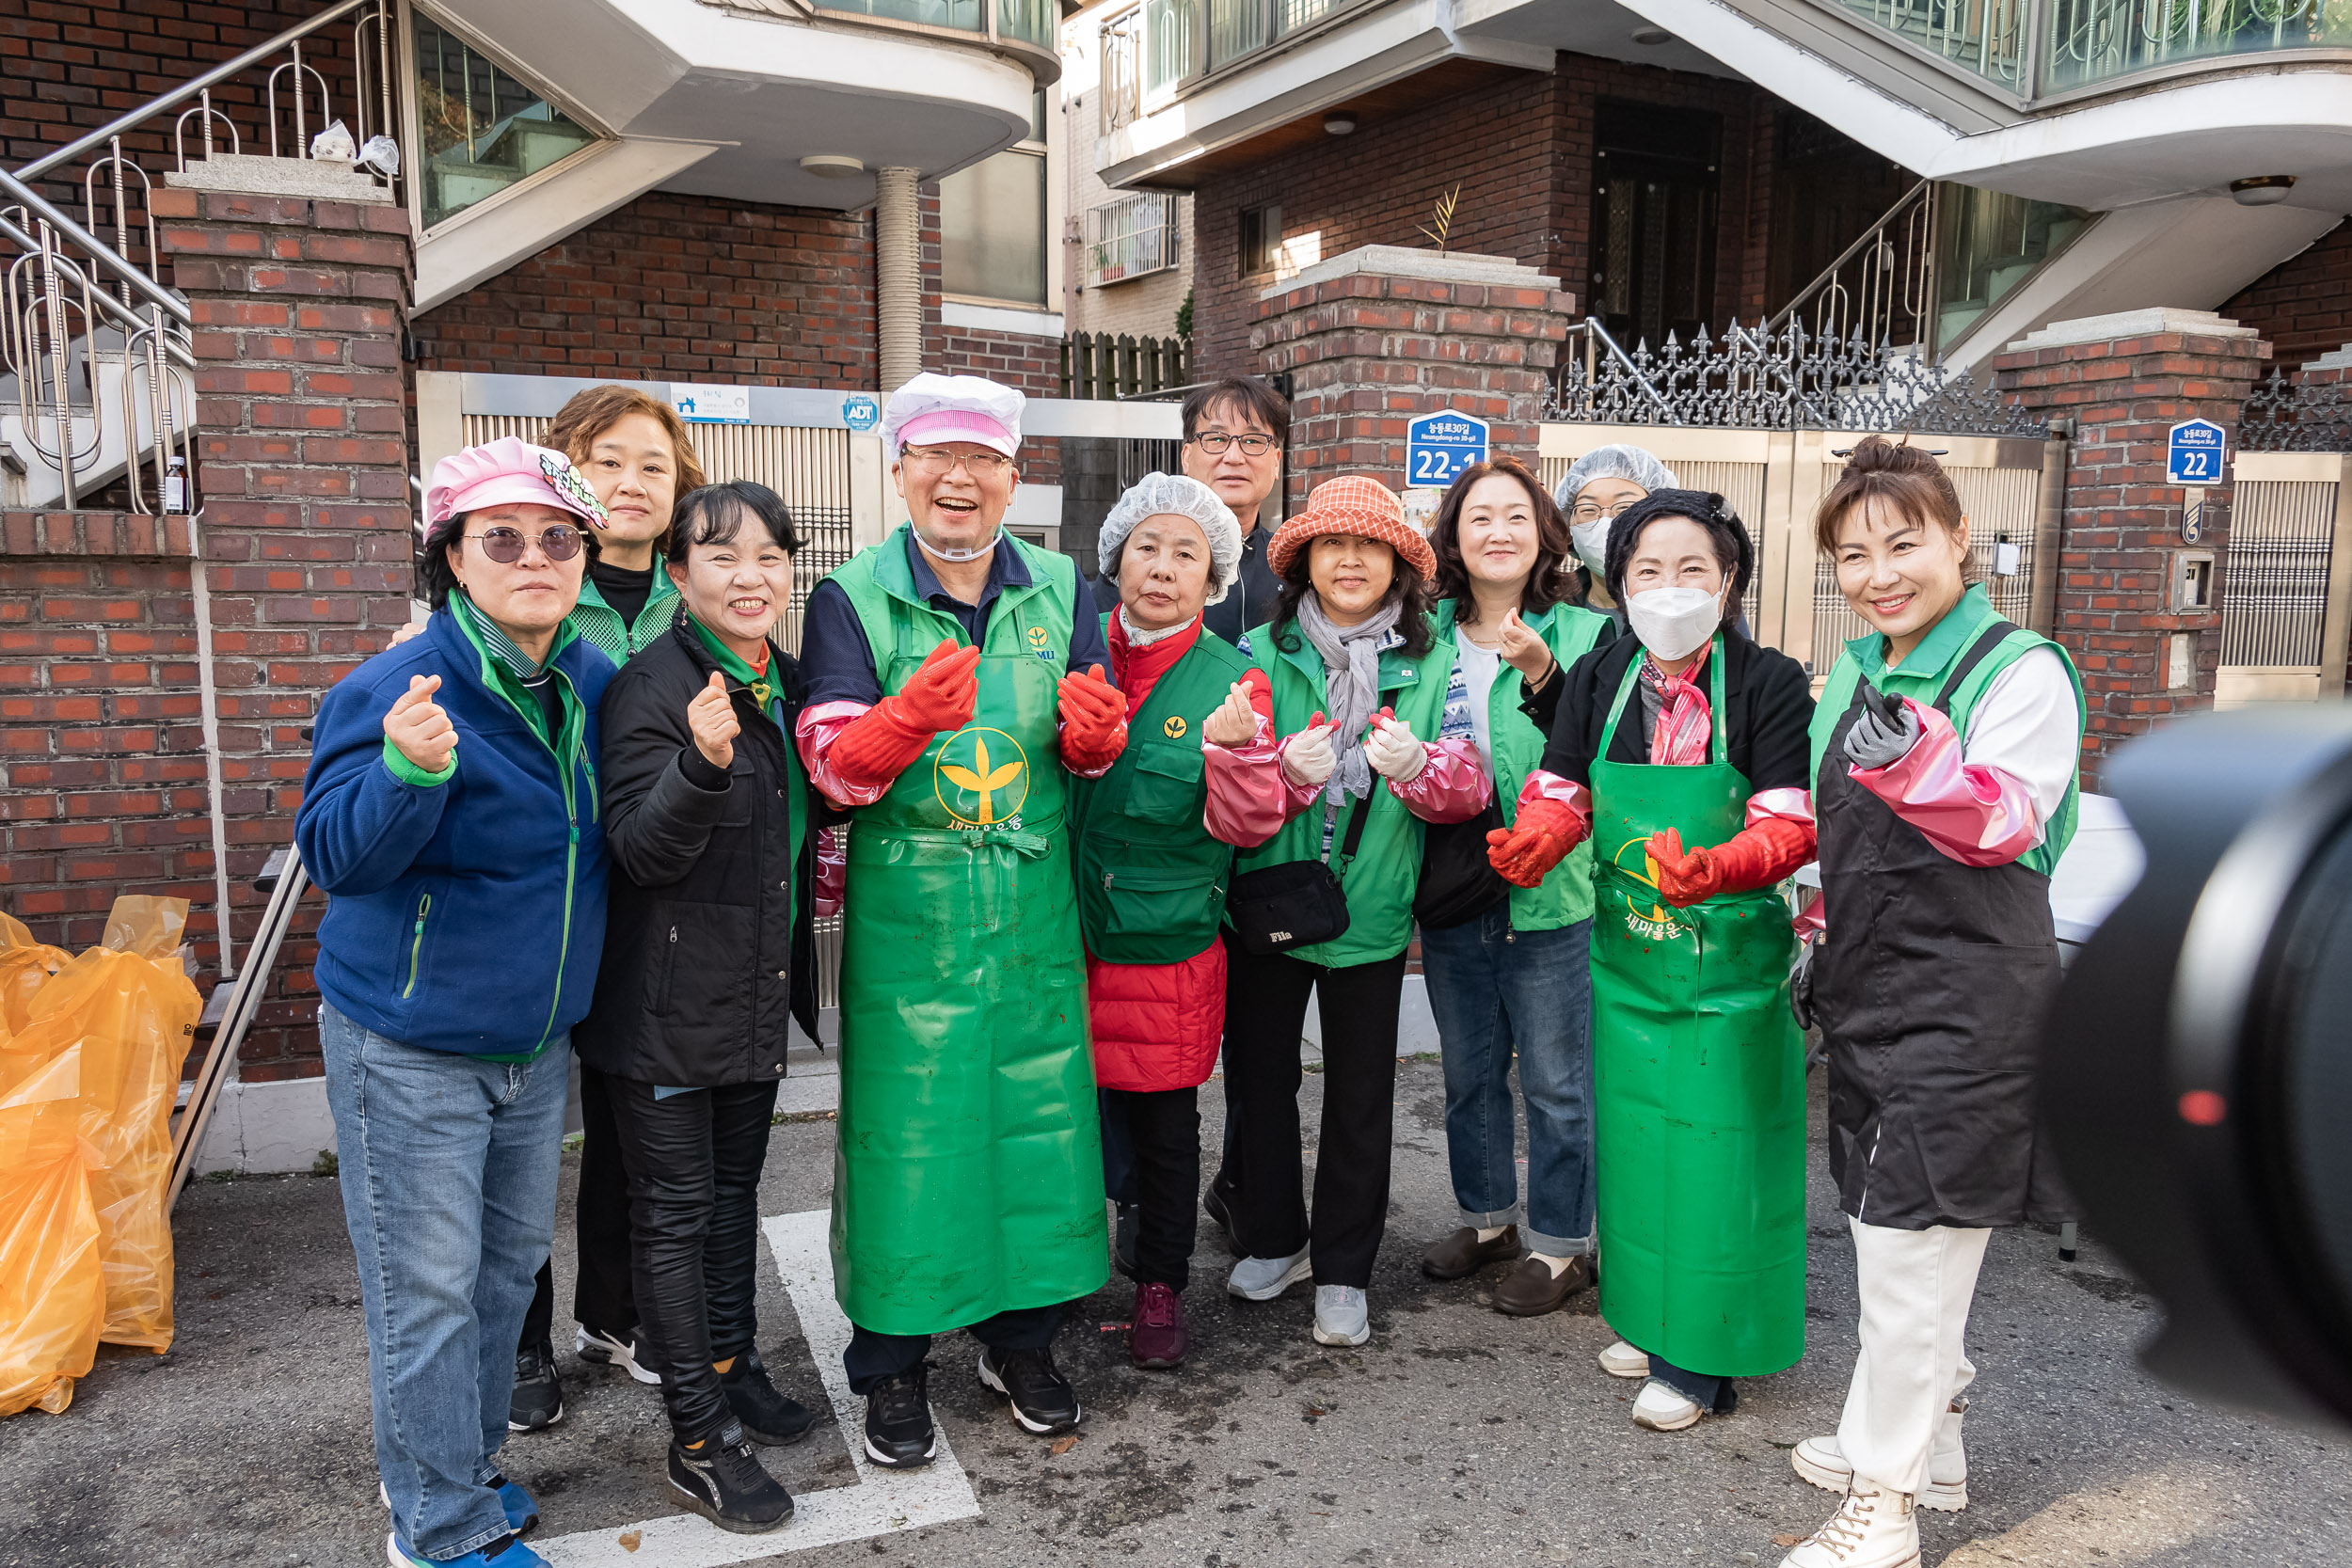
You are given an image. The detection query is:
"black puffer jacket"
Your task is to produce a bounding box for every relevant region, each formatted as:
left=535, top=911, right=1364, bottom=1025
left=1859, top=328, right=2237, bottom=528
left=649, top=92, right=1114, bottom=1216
left=575, top=613, right=820, bottom=1085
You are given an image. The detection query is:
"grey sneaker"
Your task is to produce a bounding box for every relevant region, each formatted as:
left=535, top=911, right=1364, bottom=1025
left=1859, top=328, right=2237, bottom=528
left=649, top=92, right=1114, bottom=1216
left=1226, top=1244, right=1312, bottom=1302
left=1311, top=1285, right=1369, bottom=1346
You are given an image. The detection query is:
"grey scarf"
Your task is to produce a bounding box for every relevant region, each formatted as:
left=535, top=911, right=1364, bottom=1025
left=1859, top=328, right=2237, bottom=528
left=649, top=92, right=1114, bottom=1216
left=1295, top=591, right=1402, bottom=804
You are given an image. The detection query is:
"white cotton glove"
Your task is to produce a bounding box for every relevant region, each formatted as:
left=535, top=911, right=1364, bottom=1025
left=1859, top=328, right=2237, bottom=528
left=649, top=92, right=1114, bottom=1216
left=1364, top=713, right=1428, bottom=783
left=1279, top=720, right=1338, bottom=789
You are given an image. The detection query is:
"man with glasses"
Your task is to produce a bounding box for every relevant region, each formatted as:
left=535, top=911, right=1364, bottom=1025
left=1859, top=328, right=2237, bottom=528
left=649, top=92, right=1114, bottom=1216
left=1095, top=376, right=1288, bottom=643
left=795, top=372, right=1127, bottom=1469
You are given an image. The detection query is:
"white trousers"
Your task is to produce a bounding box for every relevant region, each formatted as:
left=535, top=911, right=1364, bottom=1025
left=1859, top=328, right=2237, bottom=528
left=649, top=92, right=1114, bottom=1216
left=1835, top=1215, right=1992, bottom=1496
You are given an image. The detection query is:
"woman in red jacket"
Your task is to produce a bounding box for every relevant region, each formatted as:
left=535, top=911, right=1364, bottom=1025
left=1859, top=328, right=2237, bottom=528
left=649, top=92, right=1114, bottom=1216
left=1074, top=472, right=1287, bottom=1370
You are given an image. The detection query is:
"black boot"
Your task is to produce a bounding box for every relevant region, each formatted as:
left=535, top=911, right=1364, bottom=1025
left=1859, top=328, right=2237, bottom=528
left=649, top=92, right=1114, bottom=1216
left=863, top=1363, right=937, bottom=1470
left=667, top=1421, right=795, bottom=1534
left=720, top=1348, right=817, bottom=1446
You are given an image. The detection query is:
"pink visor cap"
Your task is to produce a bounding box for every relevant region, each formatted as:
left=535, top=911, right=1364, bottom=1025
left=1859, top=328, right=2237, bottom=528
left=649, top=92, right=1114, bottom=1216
left=423, top=436, right=610, bottom=529
left=878, top=372, right=1025, bottom=458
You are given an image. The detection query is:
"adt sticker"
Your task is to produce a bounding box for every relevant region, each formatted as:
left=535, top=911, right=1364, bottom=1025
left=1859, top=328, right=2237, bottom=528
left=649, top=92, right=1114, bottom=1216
left=1406, top=411, right=1489, bottom=487
left=842, top=394, right=881, bottom=433
left=2167, top=419, right=2227, bottom=486
left=670, top=383, right=751, bottom=424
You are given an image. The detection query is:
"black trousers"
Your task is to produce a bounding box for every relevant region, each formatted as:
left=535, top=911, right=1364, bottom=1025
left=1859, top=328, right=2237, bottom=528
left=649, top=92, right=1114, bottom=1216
left=844, top=1305, right=1064, bottom=1397
left=1222, top=945, right=1408, bottom=1289
left=606, top=1075, right=780, bottom=1442
left=1103, top=1085, right=1200, bottom=1291
left=519, top=1063, right=637, bottom=1351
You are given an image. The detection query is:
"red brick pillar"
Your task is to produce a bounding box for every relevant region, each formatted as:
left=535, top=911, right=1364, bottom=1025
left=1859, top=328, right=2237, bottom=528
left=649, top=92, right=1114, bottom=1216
left=1252, top=245, right=1575, bottom=512
left=153, top=173, right=415, bottom=1077
left=1989, top=309, right=2268, bottom=789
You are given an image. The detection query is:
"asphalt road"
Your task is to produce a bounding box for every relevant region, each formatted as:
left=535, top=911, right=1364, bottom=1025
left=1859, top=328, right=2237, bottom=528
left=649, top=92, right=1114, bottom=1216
left=5, top=1058, right=2347, bottom=1568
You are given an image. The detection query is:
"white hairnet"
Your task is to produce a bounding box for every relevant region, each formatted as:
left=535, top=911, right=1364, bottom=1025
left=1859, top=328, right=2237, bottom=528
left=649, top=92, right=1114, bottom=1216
left=1098, top=472, right=1243, bottom=605
left=1553, top=444, right=1678, bottom=509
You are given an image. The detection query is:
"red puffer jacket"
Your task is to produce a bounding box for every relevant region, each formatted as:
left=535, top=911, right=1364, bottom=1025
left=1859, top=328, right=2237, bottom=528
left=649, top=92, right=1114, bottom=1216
left=1086, top=612, right=1280, bottom=1093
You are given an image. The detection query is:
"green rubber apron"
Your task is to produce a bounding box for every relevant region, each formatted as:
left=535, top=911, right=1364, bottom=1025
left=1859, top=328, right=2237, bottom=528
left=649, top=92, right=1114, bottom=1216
left=1589, top=636, right=1805, bottom=1377
left=830, top=579, right=1106, bottom=1336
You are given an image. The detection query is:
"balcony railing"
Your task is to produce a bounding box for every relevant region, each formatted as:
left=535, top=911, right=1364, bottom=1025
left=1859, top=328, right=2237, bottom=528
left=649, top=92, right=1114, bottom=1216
left=1086, top=192, right=1181, bottom=287
left=1827, top=0, right=2352, bottom=96
left=1103, top=0, right=1384, bottom=105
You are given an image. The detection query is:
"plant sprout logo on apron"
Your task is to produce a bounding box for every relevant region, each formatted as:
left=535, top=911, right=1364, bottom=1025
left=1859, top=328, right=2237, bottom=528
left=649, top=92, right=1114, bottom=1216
left=935, top=725, right=1029, bottom=829
left=1609, top=834, right=1691, bottom=942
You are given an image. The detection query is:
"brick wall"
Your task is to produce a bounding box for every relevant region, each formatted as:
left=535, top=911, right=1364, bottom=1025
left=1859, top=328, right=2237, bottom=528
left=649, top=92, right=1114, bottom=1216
left=1191, top=52, right=1771, bottom=377
left=1991, top=314, right=2269, bottom=787
left=1, top=0, right=361, bottom=219
left=2219, top=218, right=2352, bottom=374
left=411, top=193, right=878, bottom=388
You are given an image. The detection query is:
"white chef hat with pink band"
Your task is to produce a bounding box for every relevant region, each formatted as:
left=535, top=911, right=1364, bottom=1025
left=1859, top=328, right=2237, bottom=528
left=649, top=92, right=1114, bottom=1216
left=878, top=372, right=1025, bottom=458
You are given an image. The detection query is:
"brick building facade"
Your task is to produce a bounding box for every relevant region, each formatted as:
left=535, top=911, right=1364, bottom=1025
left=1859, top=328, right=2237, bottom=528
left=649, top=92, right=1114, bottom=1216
left=2218, top=220, right=2352, bottom=375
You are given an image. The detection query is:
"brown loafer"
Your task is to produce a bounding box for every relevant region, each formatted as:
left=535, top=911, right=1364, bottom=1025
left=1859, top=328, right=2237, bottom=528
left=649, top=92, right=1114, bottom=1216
left=1492, top=1253, right=1593, bottom=1316
left=1422, top=1225, right=1519, bottom=1280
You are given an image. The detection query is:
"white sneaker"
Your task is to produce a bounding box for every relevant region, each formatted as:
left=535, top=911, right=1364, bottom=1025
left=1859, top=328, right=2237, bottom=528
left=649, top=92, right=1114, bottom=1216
left=1630, top=1377, right=1703, bottom=1432
left=1227, top=1245, right=1312, bottom=1302
left=1791, top=1401, right=1968, bottom=1511
left=1778, top=1483, right=1920, bottom=1568
left=577, top=1324, right=662, bottom=1386
left=1311, top=1285, right=1370, bottom=1346
left=1597, top=1339, right=1651, bottom=1379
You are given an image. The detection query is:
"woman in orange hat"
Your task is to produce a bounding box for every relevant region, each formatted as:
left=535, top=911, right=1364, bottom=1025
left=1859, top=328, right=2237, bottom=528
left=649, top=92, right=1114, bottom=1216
left=1219, top=475, right=1492, bottom=1348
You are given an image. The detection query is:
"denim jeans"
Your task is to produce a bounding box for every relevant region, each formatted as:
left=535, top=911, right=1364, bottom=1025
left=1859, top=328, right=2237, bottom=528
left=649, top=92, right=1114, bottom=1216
left=321, top=1002, right=571, bottom=1560
left=1420, top=911, right=1597, bottom=1258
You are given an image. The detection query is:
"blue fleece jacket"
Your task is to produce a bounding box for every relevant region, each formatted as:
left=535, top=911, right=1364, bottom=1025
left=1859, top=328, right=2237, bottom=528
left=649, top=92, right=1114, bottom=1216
left=295, top=604, right=614, bottom=1056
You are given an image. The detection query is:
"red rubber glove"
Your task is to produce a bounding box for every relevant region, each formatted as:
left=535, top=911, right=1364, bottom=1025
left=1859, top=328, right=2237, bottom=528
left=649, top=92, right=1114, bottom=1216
left=826, top=639, right=982, bottom=794
left=1645, top=817, right=1816, bottom=908
left=1057, top=662, right=1128, bottom=773
left=1486, top=796, right=1587, bottom=889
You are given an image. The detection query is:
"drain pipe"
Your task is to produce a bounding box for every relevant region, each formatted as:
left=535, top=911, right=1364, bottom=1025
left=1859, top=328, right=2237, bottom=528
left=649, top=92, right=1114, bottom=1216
left=875, top=166, right=922, bottom=395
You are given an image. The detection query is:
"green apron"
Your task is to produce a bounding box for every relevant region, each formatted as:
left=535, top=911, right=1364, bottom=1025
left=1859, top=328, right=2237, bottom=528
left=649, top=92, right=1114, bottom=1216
left=1589, top=637, right=1804, bottom=1377
left=828, top=530, right=1107, bottom=1335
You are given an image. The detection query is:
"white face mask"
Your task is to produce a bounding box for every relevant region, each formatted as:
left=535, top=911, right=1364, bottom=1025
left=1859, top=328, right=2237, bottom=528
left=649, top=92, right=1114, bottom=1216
left=914, top=526, right=1002, bottom=563
left=1625, top=585, right=1724, bottom=661
left=1569, top=516, right=1612, bottom=574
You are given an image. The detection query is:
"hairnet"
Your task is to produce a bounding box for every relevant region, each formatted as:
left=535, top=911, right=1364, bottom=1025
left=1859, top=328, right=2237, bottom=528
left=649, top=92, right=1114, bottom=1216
left=1602, top=487, right=1754, bottom=608
left=1098, top=472, right=1244, bottom=605
left=1552, top=444, right=1678, bottom=510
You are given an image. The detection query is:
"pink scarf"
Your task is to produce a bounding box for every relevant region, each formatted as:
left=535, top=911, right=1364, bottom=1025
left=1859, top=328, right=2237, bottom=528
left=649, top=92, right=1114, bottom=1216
left=1643, top=648, right=1712, bottom=767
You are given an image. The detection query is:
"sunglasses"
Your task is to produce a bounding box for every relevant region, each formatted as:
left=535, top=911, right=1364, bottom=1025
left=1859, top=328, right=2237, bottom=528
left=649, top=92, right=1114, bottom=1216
left=464, top=524, right=584, bottom=563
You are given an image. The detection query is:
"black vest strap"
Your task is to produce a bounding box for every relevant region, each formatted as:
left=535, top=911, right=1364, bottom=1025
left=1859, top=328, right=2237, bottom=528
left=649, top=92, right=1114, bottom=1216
left=1931, top=618, right=2022, bottom=716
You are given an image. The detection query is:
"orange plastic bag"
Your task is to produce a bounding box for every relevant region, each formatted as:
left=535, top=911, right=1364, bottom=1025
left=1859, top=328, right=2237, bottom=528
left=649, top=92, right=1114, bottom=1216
left=0, top=1037, right=103, bottom=1417
left=0, top=912, right=69, bottom=1033
left=48, top=898, right=199, bottom=1352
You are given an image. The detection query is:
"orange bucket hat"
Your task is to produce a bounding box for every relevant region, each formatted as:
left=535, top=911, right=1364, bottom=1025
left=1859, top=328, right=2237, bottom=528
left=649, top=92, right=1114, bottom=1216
left=1266, top=475, right=1437, bottom=580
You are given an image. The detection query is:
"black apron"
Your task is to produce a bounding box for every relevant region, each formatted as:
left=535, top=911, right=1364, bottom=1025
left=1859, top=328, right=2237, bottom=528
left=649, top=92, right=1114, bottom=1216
left=1813, top=620, right=2071, bottom=1231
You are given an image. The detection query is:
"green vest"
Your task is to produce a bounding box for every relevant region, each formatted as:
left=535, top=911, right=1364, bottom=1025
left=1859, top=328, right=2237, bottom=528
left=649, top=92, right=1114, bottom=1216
left=567, top=565, right=681, bottom=666
left=1233, top=614, right=1456, bottom=968
left=1434, top=598, right=1611, bottom=931
left=1073, top=618, right=1254, bottom=965
left=820, top=525, right=1105, bottom=1335
left=1809, top=584, right=2083, bottom=878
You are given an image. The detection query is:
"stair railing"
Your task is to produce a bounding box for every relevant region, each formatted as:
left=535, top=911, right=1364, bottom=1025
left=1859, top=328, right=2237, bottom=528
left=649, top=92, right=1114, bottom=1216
left=1767, top=180, right=1937, bottom=355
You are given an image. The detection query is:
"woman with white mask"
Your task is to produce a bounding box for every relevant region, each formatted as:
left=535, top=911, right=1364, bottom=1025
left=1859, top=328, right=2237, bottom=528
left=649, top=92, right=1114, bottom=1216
left=1551, top=444, right=1677, bottom=627
left=1490, top=489, right=1815, bottom=1433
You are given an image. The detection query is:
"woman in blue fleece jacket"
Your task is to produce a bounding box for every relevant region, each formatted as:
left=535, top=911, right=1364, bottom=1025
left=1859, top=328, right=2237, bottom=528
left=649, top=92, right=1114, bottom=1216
left=295, top=437, right=613, bottom=1568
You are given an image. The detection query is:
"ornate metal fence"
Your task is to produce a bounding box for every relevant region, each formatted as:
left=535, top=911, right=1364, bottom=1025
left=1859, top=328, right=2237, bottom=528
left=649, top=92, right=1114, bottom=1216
left=1545, top=319, right=2045, bottom=437
left=2240, top=367, right=2352, bottom=454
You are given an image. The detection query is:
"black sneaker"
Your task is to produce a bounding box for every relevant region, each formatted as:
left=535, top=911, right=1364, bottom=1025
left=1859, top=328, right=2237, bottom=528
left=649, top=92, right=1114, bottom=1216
left=1202, top=1171, right=1244, bottom=1259
left=863, top=1364, right=937, bottom=1470
left=509, top=1337, right=564, bottom=1433
left=720, top=1348, right=816, bottom=1446
left=667, top=1421, right=795, bottom=1534
left=1114, top=1201, right=1139, bottom=1280
left=977, top=1345, right=1080, bottom=1434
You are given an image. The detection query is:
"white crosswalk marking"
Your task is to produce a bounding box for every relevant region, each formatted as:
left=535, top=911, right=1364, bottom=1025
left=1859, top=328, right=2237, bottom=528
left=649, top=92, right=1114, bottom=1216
left=532, top=1210, right=982, bottom=1565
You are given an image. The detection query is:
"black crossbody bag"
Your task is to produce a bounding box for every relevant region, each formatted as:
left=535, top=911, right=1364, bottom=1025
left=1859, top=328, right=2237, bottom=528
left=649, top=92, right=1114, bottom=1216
left=1224, top=790, right=1373, bottom=958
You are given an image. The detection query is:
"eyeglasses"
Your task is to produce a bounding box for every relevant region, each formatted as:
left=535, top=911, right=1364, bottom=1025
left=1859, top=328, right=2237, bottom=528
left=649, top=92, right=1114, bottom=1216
left=1570, top=499, right=1640, bottom=523
left=902, top=446, right=1014, bottom=479
left=465, top=525, right=584, bottom=563
left=1188, top=432, right=1278, bottom=456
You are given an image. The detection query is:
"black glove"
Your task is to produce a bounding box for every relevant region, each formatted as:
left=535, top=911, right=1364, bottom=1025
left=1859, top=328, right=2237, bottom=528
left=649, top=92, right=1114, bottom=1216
left=1842, top=683, right=1922, bottom=770
left=1789, top=937, right=1817, bottom=1032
